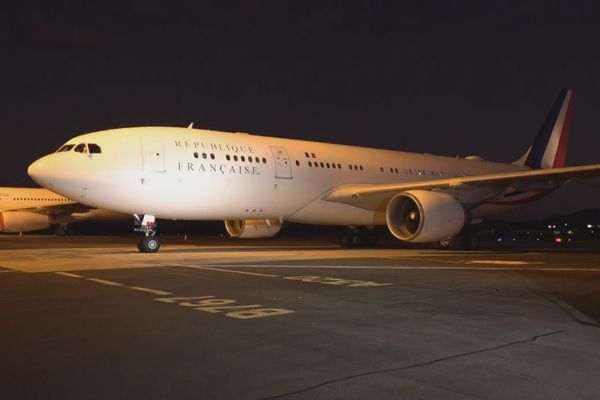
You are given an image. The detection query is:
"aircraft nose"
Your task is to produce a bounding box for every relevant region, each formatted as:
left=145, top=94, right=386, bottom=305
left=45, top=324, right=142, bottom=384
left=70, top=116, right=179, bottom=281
left=28, top=155, right=55, bottom=188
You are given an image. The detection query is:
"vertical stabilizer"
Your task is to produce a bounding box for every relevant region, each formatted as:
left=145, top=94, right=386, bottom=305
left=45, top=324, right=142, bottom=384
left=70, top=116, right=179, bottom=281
left=514, top=89, right=575, bottom=169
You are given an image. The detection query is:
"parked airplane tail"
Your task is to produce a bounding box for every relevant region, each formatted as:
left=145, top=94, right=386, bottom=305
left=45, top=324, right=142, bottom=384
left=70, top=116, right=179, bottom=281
left=514, top=88, right=575, bottom=169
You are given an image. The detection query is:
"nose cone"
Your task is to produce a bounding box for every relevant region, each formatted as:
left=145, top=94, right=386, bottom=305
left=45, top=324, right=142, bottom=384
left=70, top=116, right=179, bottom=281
left=28, top=155, right=55, bottom=188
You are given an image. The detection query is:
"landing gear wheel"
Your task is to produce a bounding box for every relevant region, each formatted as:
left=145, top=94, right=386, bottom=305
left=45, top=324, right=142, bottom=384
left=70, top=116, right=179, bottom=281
left=340, top=229, right=378, bottom=248
left=138, top=236, right=160, bottom=253
left=351, top=234, right=362, bottom=247
left=437, top=233, right=480, bottom=250
left=437, top=236, right=464, bottom=250
left=467, top=236, right=480, bottom=250
left=134, top=214, right=160, bottom=253
left=340, top=233, right=350, bottom=247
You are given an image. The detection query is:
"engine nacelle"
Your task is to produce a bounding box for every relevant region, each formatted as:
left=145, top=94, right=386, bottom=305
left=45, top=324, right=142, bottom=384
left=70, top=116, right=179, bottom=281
left=0, top=211, right=51, bottom=233
left=224, top=219, right=282, bottom=239
left=386, top=190, right=465, bottom=243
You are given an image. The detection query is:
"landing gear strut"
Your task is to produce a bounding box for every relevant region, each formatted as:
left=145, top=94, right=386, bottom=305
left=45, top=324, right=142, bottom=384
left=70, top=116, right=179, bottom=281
left=437, top=232, right=480, bottom=250
left=340, top=227, right=378, bottom=247
left=134, top=214, right=160, bottom=253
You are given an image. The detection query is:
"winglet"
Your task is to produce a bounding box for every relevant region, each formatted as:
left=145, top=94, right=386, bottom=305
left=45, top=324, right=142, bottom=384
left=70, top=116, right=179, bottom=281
left=187, top=122, right=194, bottom=129
left=515, top=89, right=575, bottom=169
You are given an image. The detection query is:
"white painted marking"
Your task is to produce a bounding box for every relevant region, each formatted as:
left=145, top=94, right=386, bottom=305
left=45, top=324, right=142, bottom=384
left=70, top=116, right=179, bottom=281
left=467, top=260, right=542, bottom=266
left=176, top=264, right=280, bottom=278
left=87, top=278, right=123, bottom=286
left=55, top=272, right=83, bottom=278
left=129, top=286, right=172, bottom=296
left=208, top=264, right=600, bottom=272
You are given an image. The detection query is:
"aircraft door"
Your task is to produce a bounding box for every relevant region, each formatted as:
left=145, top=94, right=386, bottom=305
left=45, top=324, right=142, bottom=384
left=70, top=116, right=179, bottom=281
left=141, top=136, right=166, bottom=173
left=270, top=146, right=292, bottom=179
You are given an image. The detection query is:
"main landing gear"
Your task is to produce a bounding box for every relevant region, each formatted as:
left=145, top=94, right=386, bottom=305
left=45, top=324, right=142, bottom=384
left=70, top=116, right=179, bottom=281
left=437, top=232, right=480, bottom=250
left=340, top=227, right=379, bottom=247
left=134, top=214, right=160, bottom=253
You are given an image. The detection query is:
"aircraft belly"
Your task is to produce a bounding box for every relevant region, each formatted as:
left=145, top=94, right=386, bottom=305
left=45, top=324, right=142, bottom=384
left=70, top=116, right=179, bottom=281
left=286, top=198, right=384, bottom=226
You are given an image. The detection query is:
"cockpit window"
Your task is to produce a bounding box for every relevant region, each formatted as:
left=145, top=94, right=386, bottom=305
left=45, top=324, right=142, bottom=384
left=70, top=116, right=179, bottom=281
left=88, top=143, right=102, bottom=153
left=56, top=144, right=75, bottom=153
left=74, top=143, right=87, bottom=153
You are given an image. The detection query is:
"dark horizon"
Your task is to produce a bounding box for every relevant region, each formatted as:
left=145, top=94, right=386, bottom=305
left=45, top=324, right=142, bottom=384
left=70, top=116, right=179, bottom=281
left=3, top=2, right=600, bottom=219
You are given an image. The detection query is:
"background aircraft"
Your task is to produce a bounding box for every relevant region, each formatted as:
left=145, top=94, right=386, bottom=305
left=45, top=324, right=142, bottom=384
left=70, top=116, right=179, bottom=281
left=0, top=187, right=126, bottom=234
left=28, top=89, right=600, bottom=252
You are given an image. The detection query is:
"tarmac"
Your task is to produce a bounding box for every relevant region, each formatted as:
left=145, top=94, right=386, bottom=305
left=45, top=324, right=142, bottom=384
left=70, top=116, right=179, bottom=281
left=1, top=235, right=599, bottom=399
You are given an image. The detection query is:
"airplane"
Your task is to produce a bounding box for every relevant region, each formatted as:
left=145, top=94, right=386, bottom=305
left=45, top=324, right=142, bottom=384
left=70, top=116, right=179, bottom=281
left=0, top=187, right=126, bottom=234
left=27, top=89, right=600, bottom=252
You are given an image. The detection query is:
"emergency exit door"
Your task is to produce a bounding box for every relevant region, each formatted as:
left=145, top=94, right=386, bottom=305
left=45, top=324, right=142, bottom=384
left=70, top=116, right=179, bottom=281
left=141, top=136, right=166, bottom=172
left=270, top=146, right=292, bottom=179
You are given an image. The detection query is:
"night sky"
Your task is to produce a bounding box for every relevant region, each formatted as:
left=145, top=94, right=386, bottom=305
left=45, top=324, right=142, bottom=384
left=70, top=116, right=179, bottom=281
left=3, top=1, right=600, bottom=219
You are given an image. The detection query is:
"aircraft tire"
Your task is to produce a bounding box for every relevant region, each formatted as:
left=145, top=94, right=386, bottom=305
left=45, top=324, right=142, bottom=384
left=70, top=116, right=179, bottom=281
left=138, top=236, right=160, bottom=253
left=466, top=236, right=480, bottom=250
left=437, top=236, right=464, bottom=250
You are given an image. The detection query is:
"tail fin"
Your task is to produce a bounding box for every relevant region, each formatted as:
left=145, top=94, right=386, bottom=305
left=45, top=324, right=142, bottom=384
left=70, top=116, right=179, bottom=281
left=514, top=89, right=575, bottom=169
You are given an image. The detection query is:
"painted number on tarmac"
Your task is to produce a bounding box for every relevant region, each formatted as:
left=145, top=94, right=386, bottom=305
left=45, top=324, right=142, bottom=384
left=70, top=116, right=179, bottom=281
left=284, top=275, right=392, bottom=287
left=155, top=296, right=295, bottom=320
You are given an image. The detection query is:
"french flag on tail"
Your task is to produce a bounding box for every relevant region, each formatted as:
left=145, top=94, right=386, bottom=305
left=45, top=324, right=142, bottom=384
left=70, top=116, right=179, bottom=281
left=514, top=89, right=575, bottom=169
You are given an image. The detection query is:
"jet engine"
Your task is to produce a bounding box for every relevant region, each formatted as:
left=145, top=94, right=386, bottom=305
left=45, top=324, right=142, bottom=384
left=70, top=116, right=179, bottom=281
left=0, top=211, right=51, bottom=233
left=386, top=190, right=465, bottom=243
left=224, top=219, right=282, bottom=239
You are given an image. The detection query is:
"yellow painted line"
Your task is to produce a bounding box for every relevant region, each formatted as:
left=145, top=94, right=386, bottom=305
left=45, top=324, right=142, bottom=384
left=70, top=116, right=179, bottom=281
left=56, top=272, right=83, bottom=278
left=177, top=264, right=280, bottom=278
left=467, top=260, right=544, bottom=265
left=129, top=286, right=172, bottom=296
left=389, top=257, right=465, bottom=264
left=210, top=264, right=600, bottom=272
left=87, top=278, right=123, bottom=286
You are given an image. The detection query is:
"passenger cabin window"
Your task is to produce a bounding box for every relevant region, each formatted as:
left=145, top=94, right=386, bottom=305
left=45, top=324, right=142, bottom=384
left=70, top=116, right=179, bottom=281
left=74, top=143, right=87, bottom=153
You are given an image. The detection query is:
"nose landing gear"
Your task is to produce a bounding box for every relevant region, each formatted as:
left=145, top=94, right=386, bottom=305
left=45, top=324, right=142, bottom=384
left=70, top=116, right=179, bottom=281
left=134, top=214, right=160, bottom=253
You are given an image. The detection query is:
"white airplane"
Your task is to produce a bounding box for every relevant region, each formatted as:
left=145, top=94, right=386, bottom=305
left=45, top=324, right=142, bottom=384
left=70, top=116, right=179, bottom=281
left=0, top=187, right=125, bottom=234
left=27, top=89, right=600, bottom=252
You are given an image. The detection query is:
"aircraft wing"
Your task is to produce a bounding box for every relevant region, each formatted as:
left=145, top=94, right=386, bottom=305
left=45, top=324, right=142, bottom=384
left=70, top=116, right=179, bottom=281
left=1, top=202, right=94, bottom=216
left=324, top=164, right=600, bottom=210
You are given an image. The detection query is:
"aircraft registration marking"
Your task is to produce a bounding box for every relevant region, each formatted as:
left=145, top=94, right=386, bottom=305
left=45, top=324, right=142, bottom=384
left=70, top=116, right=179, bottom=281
left=155, top=296, right=295, bottom=320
